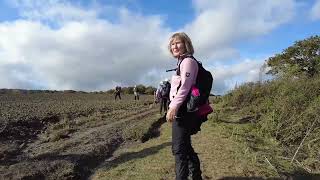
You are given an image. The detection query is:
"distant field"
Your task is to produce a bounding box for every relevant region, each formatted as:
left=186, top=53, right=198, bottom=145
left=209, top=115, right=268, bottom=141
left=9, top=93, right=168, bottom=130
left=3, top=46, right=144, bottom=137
left=0, top=93, right=161, bottom=179
left=0, top=93, right=153, bottom=122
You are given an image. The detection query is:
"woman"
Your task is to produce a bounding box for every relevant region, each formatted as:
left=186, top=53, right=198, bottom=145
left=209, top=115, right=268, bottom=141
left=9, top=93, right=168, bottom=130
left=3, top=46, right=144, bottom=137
left=166, top=32, right=202, bottom=180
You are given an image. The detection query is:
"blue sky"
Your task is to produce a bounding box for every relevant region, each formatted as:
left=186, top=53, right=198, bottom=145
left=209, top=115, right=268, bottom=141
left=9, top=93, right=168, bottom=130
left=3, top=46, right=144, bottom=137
left=0, top=0, right=319, bottom=94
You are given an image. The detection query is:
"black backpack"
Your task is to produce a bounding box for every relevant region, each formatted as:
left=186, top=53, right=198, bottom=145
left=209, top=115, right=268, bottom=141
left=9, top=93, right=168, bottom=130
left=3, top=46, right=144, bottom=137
left=177, top=55, right=213, bottom=111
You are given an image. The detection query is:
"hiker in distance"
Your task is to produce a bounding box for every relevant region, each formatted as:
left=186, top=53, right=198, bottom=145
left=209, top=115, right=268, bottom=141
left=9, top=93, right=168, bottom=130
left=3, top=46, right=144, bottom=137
left=153, top=89, right=158, bottom=104
left=155, top=81, right=163, bottom=108
left=166, top=32, right=202, bottom=180
left=162, top=79, right=171, bottom=113
left=133, top=85, right=139, bottom=100
left=156, top=79, right=171, bottom=115
left=114, top=86, right=121, bottom=100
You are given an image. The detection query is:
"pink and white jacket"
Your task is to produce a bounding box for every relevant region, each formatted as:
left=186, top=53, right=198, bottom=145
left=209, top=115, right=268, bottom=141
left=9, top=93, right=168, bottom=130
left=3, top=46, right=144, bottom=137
left=169, top=57, right=198, bottom=110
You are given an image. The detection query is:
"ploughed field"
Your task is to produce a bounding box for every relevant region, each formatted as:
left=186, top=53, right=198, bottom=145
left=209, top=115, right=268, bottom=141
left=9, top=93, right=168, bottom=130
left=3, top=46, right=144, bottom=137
left=0, top=93, right=160, bottom=179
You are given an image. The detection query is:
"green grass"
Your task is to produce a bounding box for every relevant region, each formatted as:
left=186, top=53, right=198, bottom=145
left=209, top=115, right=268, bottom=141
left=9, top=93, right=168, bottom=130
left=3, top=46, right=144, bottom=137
left=91, top=107, right=282, bottom=180
left=122, top=113, right=163, bottom=142
left=221, top=76, right=320, bottom=173
left=92, top=121, right=174, bottom=180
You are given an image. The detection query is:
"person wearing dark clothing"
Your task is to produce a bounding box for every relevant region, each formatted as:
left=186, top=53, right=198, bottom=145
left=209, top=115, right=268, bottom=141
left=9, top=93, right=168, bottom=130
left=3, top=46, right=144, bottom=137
left=166, top=32, right=202, bottom=180
left=157, top=80, right=170, bottom=115
left=114, top=86, right=121, bottom=100
left=160, top=96, right=168, bottom=114
left=172, top=114, right=202, bottom=179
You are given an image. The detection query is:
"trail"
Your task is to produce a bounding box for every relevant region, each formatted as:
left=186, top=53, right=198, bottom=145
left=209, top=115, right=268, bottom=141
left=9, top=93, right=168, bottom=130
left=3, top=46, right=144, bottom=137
left=90, top=114, right=281, bottom=180
left=90, top=107, right=320, bottom=180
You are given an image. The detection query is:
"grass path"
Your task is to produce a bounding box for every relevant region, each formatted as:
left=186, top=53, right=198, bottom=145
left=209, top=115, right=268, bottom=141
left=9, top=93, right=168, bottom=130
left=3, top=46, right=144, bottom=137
left=91, top=113, right=278, bottom=180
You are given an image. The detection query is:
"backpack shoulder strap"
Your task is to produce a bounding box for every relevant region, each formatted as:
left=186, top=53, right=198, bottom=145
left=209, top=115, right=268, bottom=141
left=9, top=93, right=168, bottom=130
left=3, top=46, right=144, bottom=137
left=176, top=55, right=200, bottom=76
left=176, top=55, right=200, bottom=93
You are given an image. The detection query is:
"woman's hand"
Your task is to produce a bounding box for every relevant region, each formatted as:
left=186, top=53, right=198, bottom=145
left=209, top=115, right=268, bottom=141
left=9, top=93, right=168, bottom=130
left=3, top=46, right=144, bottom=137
left=166, top=107, right=178, bottom=123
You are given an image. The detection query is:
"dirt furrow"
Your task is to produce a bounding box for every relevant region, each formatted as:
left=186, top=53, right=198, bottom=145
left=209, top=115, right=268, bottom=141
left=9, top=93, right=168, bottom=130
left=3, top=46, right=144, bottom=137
left=0, top=104, right=159, bottom=180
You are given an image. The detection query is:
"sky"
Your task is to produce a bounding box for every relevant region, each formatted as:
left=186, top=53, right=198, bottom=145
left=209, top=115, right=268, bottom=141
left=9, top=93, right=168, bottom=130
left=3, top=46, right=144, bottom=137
left=0, top=0, right=319, bottom=94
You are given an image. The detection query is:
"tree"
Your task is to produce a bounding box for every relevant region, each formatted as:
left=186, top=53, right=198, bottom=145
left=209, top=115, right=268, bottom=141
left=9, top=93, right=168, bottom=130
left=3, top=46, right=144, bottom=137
left=267, top=35, right=320, bottom=78
left=136, top=84, right=146, bottom=94
left=122, top=87, right=133, bottom=94
left=145, top=86, right=156, bottom=95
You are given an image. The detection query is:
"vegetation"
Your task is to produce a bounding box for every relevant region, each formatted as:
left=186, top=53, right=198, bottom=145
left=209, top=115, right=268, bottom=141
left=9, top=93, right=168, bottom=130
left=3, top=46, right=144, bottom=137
left=92, top=110, right=283, bottom=180
left=220, top=76, right=320, bottom=173
left=0, top=84, right=157, bottom=96
left=106, top=85, right=157, bottom=95
left=218, top=35, right=320, bottom=174
left=267, top=35, right=320, bottom=78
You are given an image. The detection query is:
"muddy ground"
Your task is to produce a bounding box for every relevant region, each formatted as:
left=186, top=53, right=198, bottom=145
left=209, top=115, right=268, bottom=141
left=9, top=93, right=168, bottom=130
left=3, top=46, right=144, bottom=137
left=0, top=94, right=162, bottom=180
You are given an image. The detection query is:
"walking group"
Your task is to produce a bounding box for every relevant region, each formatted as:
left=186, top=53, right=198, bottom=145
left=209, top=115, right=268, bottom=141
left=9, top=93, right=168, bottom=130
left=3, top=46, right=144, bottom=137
left=113, top=85, right=140, bottom=101
left=114, top=78, right=172, bottom=116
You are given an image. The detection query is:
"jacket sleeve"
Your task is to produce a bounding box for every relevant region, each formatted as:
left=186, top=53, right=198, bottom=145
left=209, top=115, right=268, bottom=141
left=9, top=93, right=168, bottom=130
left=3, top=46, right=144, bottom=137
left=169, top=57, right=198, bottom=110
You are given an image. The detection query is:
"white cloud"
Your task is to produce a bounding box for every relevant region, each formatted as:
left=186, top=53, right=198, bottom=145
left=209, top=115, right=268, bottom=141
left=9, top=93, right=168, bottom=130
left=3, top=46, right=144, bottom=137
left=311, top=0, right=320, bottom=20
left=210, top=59, right=266, bottom=94
left=187, top=0, right=296, bottom=60
left=10, top=0, right=100, bottom=23
left=0, top=0, right=299, bottom=93
left=0, top=8, right=171, bottom=90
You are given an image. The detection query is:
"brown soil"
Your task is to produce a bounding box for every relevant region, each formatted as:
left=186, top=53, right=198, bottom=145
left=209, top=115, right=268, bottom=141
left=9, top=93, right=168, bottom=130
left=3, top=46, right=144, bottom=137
left=0, top=104, right=162, bottom=180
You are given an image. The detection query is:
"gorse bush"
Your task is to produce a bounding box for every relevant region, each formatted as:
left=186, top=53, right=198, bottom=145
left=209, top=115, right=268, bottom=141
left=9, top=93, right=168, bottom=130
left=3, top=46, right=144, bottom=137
left=222, top=75, right=320, bottom=172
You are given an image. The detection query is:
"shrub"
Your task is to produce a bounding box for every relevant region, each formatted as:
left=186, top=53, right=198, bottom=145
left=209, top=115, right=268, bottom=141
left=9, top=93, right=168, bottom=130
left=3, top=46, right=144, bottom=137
left=221, top=75, right=320, bottom=171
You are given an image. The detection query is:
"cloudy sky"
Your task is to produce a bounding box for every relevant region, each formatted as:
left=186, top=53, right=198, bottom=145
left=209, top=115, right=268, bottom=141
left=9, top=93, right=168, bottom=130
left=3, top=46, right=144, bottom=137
left=0, top=0, right=319, bottom=94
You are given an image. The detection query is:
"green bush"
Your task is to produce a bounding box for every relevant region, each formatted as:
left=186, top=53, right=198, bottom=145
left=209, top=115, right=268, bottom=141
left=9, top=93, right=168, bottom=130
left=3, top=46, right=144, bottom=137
left=221, top=75, right=320, bottom=171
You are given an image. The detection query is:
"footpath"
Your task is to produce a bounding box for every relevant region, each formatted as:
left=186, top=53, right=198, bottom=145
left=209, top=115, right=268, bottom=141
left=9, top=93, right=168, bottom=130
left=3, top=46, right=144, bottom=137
left=91, top=113, right=279, bottom=180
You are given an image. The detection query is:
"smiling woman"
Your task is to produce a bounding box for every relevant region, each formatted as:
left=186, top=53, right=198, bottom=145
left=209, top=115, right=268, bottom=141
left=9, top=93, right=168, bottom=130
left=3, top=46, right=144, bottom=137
left=169, top=33, right=194, bottom=58
left=166, top=32, right=203, bottom=180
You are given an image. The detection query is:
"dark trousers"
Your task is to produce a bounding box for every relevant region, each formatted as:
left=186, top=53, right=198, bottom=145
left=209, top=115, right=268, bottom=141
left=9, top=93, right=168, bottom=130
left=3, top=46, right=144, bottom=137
left=160, top=98, right=168, bottom=114
left=134, top=95, right=139, bottom=100
left=115, top=93, right=121, bottom=100
left=172, top=116, right=202, bottom=180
